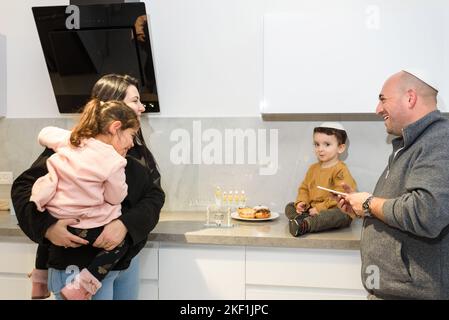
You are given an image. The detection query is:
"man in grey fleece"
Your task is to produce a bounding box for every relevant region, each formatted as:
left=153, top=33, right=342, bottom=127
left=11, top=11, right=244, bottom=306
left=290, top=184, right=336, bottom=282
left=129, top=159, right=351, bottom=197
left=337, top=70, right=449, bottom=299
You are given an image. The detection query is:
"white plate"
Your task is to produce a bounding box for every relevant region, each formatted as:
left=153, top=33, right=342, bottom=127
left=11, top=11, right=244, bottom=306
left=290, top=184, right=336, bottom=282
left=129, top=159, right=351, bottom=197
left=231, top=211, right=280, bottom=221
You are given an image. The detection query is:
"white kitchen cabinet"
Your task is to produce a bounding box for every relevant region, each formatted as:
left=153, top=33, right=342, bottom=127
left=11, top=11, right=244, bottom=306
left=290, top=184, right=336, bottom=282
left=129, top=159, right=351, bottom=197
left=246, top=247, right=366, bottom=300
left=158, top=242, right=246, bottom=300
left=246, top=285, right=366, bottom=300
left=0, top=241, right=37, bottom=299
left=0, top=276, right=33, bottom=300
left=0, top=240, right=160, bottom=300
left=262, top=1, right=449, bottom=115
left=138, top=241, right=159, bottom=300
left=0, top=239, right=366, bottom=300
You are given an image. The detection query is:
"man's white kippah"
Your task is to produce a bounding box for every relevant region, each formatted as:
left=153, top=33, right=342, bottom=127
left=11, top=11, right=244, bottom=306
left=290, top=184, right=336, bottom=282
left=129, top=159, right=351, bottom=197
left=318, top=122, right=346, bottom=132
left=402, top=68, right=440, bottom=92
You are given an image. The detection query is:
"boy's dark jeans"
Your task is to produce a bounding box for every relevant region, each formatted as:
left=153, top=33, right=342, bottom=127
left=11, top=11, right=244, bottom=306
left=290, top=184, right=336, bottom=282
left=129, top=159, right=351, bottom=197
left=285, top=202, right=352, bottom=232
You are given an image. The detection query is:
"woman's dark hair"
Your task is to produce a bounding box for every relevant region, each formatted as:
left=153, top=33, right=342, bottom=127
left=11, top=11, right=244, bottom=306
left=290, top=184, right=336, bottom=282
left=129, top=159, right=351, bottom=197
left=90, top=74, right=158, bottom=170
left=313, top=127, right=347, bottom=145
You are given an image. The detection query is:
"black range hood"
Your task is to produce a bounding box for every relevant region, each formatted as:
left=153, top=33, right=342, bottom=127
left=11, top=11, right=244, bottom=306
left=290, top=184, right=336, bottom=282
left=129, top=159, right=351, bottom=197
left=32, top=2, right=159, bottom=113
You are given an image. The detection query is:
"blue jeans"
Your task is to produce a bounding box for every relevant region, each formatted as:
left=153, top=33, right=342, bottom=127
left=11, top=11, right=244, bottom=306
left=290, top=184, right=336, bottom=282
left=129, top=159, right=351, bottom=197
left=48, top=254, right=140, bottom=300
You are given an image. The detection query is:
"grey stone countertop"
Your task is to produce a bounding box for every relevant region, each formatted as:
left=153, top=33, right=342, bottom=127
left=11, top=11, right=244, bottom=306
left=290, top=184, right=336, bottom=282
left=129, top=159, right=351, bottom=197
left=0, top=211, right=362, bottom=250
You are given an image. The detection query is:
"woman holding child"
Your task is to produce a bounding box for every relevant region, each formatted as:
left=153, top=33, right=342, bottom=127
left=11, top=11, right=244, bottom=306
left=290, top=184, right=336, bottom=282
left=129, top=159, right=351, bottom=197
left=12, top=74, right=165, bottom=300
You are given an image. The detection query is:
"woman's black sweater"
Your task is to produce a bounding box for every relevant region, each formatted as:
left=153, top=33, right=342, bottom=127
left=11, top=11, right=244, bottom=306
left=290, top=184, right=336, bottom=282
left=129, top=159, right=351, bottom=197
left=11, top=147, right=165, bottom=270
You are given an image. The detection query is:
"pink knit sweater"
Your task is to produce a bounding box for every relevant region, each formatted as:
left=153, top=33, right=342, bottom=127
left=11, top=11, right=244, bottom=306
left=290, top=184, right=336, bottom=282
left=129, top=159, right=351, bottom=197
left=30, top=127, right=127, bottom=229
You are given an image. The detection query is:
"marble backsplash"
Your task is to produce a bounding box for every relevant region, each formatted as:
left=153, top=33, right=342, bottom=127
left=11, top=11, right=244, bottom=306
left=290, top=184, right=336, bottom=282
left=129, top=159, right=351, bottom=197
left=0, top=117, right=392, bottom=213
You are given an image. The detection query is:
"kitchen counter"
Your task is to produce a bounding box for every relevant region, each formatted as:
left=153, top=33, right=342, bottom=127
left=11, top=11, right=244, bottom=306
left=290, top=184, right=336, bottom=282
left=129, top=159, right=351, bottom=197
left=0, top=211, right=362, bottom=250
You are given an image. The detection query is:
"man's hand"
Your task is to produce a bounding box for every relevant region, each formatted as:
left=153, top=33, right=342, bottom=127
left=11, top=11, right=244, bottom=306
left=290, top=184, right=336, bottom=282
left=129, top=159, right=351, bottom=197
left=336, top=195, right=357, bottom=219
left=93, top=219, right=128, bottom=251
left=344, top=192, right=372, bottom=217
left=45, top=219, right=89, bottom=248
left=296, top=202, right=306, bottom=213
left=340, top=182, right=354, bottom=194
left=331, top=182, right=357, bottom=219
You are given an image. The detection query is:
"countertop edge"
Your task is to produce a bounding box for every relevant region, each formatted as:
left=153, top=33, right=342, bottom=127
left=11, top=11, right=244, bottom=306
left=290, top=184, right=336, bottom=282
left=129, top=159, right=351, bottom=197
left=0, top=212, right=362, bottom=250
left=147, top=233, right=360, bottom=250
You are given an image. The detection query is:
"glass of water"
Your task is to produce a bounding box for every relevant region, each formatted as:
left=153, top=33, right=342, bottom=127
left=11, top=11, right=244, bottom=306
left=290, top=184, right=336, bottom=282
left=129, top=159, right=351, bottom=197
left=214, top=210, right=225, bottom=226
left=206, top=205, right=226, bottom=227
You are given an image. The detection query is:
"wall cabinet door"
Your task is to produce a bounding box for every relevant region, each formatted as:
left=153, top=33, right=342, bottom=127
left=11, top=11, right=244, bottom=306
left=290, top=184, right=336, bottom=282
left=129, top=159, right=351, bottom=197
left=262, top=2, right=449, bottom=115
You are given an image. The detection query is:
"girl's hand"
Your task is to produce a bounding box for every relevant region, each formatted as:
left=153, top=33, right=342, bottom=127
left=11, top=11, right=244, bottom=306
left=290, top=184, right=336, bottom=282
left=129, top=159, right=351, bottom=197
left=309, top=207, right=319, bottom=216
left=93, top=219, right=128, bottom=251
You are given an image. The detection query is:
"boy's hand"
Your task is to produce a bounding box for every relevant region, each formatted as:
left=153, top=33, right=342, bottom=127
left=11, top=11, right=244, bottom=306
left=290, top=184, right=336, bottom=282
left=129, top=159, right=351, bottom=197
left=309, top=207, right=319, bottom=215
left=296, top=202, right=306, bottom=213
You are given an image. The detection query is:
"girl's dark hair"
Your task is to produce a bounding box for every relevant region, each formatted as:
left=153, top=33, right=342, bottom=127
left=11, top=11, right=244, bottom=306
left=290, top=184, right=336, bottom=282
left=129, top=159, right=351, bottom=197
left=70, top=99, right=139, bottom=147
left=90, top=74, right=157, bottom=169
left=313, top=127, right=347, bottom=145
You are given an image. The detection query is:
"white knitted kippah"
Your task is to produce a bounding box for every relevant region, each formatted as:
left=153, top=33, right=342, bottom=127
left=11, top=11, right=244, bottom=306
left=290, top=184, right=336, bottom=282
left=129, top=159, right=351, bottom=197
left=402, top=68, right=440, bottom=92
left=318, top=122, right=346, bottom=132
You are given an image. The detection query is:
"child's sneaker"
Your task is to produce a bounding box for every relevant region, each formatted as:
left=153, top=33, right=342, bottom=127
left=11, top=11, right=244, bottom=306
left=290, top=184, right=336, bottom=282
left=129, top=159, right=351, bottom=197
left=285, top=202, right=299, bottom=220
left=28, top=269, right=51, bottom=299
left=289, top=216, right=310, bottom=237
left=60, top=268, right=101, bottom=300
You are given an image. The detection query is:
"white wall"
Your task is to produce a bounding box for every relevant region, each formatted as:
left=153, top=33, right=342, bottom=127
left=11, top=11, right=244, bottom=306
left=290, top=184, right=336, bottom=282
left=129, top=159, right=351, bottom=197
left=0, top=33, right=6, bottom=117
left=2, top=0, right=447, bottom=118
left=2, top=0, right=265, bottom=118
left=0, top=0, right=68, bottom=118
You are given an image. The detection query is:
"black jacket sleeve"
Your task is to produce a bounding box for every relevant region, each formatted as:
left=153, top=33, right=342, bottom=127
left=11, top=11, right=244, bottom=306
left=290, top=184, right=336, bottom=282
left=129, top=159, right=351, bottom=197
left=12, top=150, right=164, bottom=249
left=118, top=156, right=165, bottom=245
left=11, top=148, right=58, bottom=244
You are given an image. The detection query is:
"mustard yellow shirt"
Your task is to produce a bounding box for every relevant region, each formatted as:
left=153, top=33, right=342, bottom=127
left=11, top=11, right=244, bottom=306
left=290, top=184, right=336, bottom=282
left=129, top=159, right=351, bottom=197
left=295, top=161, right=357, bottom=212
